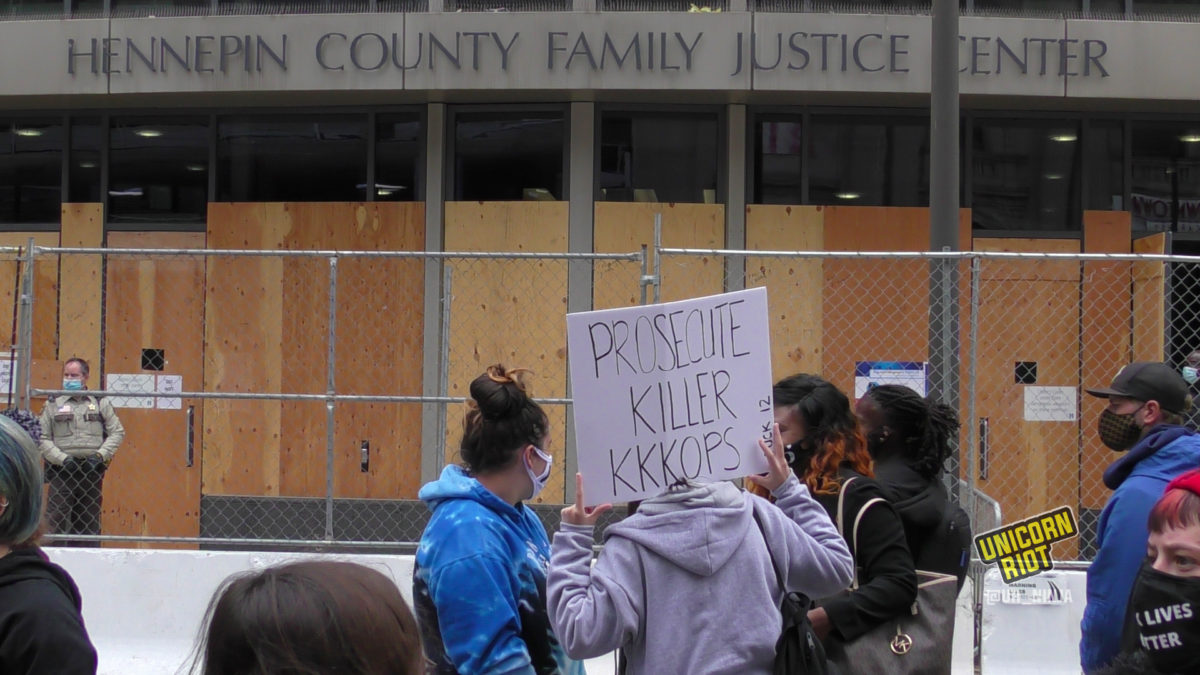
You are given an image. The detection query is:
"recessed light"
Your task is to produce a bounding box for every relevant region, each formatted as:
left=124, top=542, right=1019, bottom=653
left=1181, top=134, right=1200, bottom=143
left=185, top=163, right=205, bottom=172
left=1049, top=132, right=1077, bottom=142
left=1044, top=173, right=1064, bottom=180
left=78, top=161, right=97, bottom=169
left=835, top=192, right=861, bottom=200
left=376, top=189, right=394, bottom=197
left=135, top=129, right=163, bottom=138
left=15, top=128, right=42, bottom=137
left=108, top=188, right=143, bottom=197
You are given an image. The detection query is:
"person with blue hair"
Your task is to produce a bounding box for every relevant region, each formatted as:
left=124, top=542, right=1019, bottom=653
left=0, top=409, right=97, bottom=674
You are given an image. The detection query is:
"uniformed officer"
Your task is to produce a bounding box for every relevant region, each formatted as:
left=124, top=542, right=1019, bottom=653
left=38, top=357, right=124, bottom=546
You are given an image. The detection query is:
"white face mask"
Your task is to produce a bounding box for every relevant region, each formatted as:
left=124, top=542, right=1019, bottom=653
left=1183, top=366, right=1199, bottom=386
left=524, top=446, right=553, bottom=500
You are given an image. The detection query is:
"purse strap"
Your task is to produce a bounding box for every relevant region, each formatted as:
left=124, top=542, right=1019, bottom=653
left=835, top=476, right=886, bottom=591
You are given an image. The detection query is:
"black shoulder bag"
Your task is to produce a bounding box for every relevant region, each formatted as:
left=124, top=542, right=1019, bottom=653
left=751, top=505, right=830, bottom=675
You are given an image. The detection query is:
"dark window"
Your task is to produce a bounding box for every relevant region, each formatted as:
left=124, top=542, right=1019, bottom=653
left=971, top=0, right=1081, bottom=13
left=1134, top=0, right=1200, bottom=17
left=754, top=118, right=802, bottom=205
left=71, top=0, right=102, bottom=15
left=1088, top=0, right=1126, bottom=14
left=453, top=111, right=564, bottom=201
left=109, top=117, right=208, bottom=225
left=807, top=115, right=930, bottom=207
left=110, top=0, right=209, bottom=17
left=375, top=113, right=421, bottom=202
left=1131, top=122, right=1200, bottom=233
left=69, top=117, right=102, bottom=204
left=1084, top=120, right=1123, bottom=212
left=0, top=0, right=66, bottom=17
left=599, top=111, right=718, bottom=204
left=218, top=115, right=367, bottom=202
left=971, top=120, right=1081, bottom=231
left=0, top=119, right=63, bottom=224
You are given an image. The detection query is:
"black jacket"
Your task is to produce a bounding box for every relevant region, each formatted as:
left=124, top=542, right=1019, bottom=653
left=0, top=547, right=98, bottom=675
left=874, top=460, right=972, bottom=591
left=814, top=467, right=919, bottom=642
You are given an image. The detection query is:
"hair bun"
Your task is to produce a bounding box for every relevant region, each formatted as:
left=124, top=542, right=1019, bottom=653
left=470, top=364, right=534, bottom=421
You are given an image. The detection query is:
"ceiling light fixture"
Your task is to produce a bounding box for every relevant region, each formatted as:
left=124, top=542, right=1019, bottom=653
left=1181, top=134, right=1200, bottom=143
left=1049, top=132, right=1077, bottom=142
left=15, top=128, right=43, bottom=137
left=135, top=129, right=163, bottom=138
left=834, top=192, right=861, bottom=200
left=1044, top=173, right=1064, bottom=180
left=185, top=163, right=206, bottom=172
left=78, top=161, right=97, bottom=169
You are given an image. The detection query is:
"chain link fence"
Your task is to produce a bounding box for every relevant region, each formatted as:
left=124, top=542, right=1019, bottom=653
left=7, top=239, right=1197, bottom=558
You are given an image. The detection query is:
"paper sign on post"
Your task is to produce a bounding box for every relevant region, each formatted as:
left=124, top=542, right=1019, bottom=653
left=566, top=287, right=774, bottom=506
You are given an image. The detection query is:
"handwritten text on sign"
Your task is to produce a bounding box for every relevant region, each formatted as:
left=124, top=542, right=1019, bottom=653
left=567, top=288, right=772, bottom=505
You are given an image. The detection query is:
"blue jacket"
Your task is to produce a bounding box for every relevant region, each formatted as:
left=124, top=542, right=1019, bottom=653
left=413, top=465, right=582, bottom=675
left=1080, top=425, right=1200, bottom=673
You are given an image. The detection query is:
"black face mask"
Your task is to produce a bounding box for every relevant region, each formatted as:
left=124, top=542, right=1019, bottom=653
left=1125, top=561, right=1200, bottom=673
left=1099, top=406, right=1144, bottom=452
left=784, top=438, right=814, bottom=473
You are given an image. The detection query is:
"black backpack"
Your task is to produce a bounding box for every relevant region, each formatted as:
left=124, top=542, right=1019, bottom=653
left=894, top=483, right=972, bottom=591
left=752, top=507, right=831, bottom=675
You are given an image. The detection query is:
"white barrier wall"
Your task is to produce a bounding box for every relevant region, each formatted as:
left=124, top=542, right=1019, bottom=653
left=980, top=567, right=1089, bottom=675
left=47, top=548, right=995, bottom=675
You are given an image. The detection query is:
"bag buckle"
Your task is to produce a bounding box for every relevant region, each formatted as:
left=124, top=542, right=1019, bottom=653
left=890, top=629, right=913, bottom=655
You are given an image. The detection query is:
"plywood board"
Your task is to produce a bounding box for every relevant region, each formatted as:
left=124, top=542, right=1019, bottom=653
left=1132, top=233, right=1168, bottom=362
left=593, top=202, right=725, bottom=309
left=102, top=231, right=206, bottom=548
left=822, top=207, right=933, bottom=396
left=974, top=237, right=1081, bottom=558
left=0, top=232, right=60, bottom=366
left=1081, top=212, right=1131, bottom=511
left=444, top=201, right=569, bottom=504
left=745, top=205, right=824, bottom=378
left=58, top=204, right=104, bottom=371
left=205, top=203, right=288, bottom=497
left=205, top=202, right=427, bottom=501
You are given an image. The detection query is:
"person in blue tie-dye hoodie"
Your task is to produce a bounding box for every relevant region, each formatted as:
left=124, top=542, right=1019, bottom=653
left=415, top=364, right=582, bottom=675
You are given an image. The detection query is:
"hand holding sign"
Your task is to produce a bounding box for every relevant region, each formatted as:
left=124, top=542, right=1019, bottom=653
left=562, top=473, right=613, bottom=527
left=746, top=423, right=791, bottom=493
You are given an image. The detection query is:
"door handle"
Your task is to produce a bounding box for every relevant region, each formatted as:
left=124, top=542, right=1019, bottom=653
left=979, top=417, right=989, bottom=481
left=186, top=405, right=194, bottom=468
left=360, top=440, right=369, bottom=473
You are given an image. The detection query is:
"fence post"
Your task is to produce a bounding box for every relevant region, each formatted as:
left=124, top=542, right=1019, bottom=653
left=967, top=254, right=980, bottom=530
left=16, top=240, right=34, bottom=411
left=325, top=254, right=338, bottom=542
left=652, top=213, right=662, bottom=304
left=435, top=268, right=453, bottom=477
left=930, top=252, right=961, bottom=501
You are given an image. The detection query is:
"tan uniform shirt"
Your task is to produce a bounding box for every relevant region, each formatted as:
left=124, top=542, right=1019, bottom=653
left=38, top=394, right=125, bottom=465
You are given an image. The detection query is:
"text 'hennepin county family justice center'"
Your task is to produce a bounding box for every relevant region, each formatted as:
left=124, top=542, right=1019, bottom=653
left=0, top=0, right=1198, bottom=552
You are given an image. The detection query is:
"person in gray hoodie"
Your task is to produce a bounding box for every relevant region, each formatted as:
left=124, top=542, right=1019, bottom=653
left=547, top=424, right=855, bottom=675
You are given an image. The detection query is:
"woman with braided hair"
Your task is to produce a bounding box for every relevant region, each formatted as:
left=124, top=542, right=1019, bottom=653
left=414, top=364, right=582, bottom=675
left=855, top=384, right=972, bottom=590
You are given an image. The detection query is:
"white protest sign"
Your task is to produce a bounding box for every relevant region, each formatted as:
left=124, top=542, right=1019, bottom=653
left=566, top=287, right=773, bottom=506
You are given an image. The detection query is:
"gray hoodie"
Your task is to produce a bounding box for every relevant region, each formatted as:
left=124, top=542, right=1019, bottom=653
left=547, top=474, right=854, bottom=675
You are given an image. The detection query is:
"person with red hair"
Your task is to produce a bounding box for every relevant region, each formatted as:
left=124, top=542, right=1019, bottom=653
left=1096, top=469, right=1200, bottom=675
left=762, top=374, right=917, bottom=657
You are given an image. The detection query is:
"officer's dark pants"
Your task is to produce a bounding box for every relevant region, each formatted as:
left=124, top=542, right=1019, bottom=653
left=46, top=463, right=104, bottom=547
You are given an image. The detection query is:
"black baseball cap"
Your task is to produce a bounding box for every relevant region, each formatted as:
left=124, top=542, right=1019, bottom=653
left=1085, top=362, right=1190, bottom=414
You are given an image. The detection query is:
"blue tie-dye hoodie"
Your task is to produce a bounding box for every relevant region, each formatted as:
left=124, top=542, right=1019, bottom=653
left=414, top=464, right=582, bottom=675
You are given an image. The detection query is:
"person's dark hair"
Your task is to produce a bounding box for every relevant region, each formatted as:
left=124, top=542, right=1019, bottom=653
left=863, top=384, right=961, bottom=480
left=195, top=560, right=424, bottom=675
left=0, top=411, right=44, bottom=547
left=774, top=373, right=871, bottom=495
left=65, top=357, right=89, bottom=378
left=460, top=364, right=548, bottom=475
